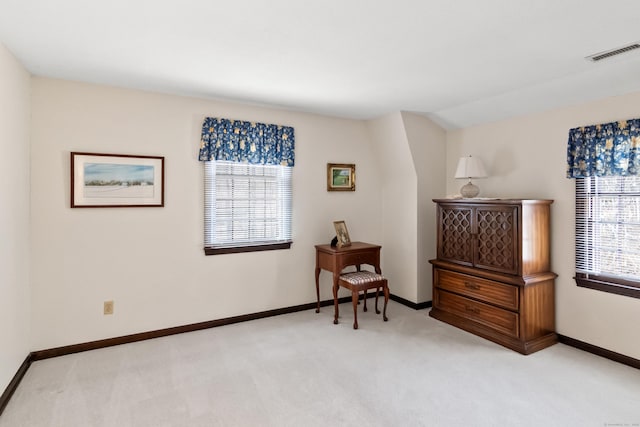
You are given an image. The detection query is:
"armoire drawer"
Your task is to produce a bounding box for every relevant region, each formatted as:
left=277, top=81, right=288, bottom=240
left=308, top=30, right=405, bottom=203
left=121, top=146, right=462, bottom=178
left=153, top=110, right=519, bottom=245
left=435, top=289, right=519, bottom=338
left=435, top=269, right=519, bottom=311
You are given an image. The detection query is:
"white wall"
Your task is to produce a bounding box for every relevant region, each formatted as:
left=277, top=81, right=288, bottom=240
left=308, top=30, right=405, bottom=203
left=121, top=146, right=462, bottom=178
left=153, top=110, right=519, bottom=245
left=365, top=112, right=446, bottom=304
left=367, top=113, right=418, bottom=302
left=29, top=78, right=382, bottom=350
left=446, top=91, right=640, bottom=359
left=0, top=43, right=31, bottom=390
left=401, top=112, right=447, bottom=303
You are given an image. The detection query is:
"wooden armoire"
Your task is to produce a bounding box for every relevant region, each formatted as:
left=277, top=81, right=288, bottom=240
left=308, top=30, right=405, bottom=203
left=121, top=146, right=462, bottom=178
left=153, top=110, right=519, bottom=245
left=429, top=199, right=557, bottom=354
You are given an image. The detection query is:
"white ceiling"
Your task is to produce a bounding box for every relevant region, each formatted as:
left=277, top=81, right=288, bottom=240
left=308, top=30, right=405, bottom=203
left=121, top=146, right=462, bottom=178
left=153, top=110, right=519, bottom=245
left=1, top=0, right=640, bottom=129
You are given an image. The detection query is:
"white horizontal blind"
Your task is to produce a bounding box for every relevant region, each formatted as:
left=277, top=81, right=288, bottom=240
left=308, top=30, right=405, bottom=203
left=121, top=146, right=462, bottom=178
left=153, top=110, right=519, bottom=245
left=205, top=161, right=292, bottom=247
left=576, top=176, right=640, bottom=280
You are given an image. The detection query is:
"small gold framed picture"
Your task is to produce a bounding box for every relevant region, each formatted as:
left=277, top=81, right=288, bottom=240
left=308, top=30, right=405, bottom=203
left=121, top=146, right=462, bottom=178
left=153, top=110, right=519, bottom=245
left=333, top=220, right=351, bottom=248
left=327, top=163, right=355, bottom=191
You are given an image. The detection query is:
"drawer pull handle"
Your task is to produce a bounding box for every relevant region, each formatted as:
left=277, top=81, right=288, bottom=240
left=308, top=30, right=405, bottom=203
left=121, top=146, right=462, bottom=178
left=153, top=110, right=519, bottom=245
left=464, top=282, right=481, bottom=290
left=465, top=305, right=480, bottom=314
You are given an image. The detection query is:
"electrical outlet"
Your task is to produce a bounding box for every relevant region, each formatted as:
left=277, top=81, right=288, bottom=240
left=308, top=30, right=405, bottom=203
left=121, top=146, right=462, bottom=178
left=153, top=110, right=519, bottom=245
left=104, top=300, right=114, bottom=315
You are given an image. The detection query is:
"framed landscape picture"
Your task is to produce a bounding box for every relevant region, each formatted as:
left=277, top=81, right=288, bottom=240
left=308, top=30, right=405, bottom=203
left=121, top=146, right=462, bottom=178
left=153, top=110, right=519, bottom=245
left=71, top=152, right=165, bottom=208
left=327, top=163, right=355, bottom=191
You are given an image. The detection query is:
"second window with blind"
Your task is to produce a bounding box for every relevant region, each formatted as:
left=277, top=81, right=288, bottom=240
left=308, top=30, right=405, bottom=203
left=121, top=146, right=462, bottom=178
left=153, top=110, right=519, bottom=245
left=575, top=175, right=640, bottom=298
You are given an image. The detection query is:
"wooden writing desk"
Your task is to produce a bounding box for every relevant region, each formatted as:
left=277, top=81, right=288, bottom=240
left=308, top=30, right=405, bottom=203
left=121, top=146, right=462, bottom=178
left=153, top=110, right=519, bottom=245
left=314, top=242, right=382, bottom=313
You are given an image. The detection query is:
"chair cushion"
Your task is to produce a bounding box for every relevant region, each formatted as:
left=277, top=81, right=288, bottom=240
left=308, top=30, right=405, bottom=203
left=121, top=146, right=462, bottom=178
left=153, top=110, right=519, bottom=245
left=339, top=271, right=386, bottom=285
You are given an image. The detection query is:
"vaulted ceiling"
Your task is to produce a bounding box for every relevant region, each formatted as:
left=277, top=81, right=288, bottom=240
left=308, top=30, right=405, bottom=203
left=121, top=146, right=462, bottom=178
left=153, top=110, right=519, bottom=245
left=1, top=0, right=639, bottom=129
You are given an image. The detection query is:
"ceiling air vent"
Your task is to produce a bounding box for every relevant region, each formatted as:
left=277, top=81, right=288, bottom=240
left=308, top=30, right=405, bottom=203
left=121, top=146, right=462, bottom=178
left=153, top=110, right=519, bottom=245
left=586, top=43, right=640, bottom=62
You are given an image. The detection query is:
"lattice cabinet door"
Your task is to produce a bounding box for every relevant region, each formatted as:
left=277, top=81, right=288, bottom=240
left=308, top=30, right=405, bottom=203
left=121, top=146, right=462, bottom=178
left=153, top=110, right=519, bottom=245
left=437, top=204, right=473, bottom=266
left=473, top=205, right=519, bottom=275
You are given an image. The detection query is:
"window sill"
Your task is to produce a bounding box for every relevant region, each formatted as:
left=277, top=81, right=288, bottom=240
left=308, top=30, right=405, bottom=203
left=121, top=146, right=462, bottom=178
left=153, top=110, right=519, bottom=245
left=575, top=276, right=640, bottom=300
left=205, top=241, right=292, bottom=256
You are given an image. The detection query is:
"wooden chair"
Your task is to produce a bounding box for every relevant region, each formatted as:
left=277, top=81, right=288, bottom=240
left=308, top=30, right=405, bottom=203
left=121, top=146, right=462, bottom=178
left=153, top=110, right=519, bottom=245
left=334, top=271, right=389, bottom=329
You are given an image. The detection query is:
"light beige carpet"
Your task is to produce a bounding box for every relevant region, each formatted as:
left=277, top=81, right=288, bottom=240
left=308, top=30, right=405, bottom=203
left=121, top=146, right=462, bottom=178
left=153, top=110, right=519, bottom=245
left=2, top=301, right=639, bottom=426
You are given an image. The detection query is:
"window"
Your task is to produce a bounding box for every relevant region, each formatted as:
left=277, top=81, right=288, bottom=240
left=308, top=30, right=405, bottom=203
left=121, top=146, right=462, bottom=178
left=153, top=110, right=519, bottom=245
left=204, top=161, right=292, bottom=255
left=575, top=175, right=640, bottom=298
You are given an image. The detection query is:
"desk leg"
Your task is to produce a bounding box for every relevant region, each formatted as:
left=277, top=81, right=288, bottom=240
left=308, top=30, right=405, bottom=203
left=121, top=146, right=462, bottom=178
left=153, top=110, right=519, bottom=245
left=315, top=267, right=321, bottom=313
left=333, top=274, right=340, bottom=325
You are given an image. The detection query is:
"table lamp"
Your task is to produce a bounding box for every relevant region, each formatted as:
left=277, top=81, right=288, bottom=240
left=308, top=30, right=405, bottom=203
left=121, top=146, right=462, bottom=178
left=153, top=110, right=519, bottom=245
left=455, top=155, right=487, bottom=198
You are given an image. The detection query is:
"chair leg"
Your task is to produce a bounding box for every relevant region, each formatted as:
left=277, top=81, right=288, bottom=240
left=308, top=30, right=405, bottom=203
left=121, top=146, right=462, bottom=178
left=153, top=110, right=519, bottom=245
left=351, top=290, right=359, bottom=329
left=374, top=287, right=381, bottom=314
left=383, top=283, right=389, bottom=322
left=333, top=281, right=339, bottom=325
left=363, top=289, right=368, bottom=312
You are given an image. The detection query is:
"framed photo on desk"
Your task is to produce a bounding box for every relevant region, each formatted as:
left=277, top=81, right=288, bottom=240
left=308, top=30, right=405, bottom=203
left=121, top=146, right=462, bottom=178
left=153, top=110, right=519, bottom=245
left=333, top=220, right=351, bottom=248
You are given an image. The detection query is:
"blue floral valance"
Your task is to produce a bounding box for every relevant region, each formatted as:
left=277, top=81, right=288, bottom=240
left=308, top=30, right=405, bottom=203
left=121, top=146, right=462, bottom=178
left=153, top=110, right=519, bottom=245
left=198, top=117, right=295, bottom=167
left=567, top=118, right=640, bottom=178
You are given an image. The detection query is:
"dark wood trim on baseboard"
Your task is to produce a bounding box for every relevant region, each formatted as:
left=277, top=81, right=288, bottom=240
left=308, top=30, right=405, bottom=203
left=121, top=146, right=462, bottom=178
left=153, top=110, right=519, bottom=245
left=32, top=301, right=314, bottom=360
left=0, top=292, right=403, bottom=417
left=3, top=292, right=392, bottom=415
left=0, top=354, right=33, bottom=417
left=4, top=301, right=639, bottom=419
left=31, top=294, right=378, bottom=361
left=558, top=334, right=640, bottom=370
left=389, top=294, right=432, bottom=310
left=32, top=293, right=416, bottom=361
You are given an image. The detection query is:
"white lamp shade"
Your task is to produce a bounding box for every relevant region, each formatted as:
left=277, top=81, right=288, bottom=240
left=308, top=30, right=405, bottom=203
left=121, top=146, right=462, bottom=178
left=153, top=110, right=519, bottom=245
left=454, top=156, right=487, bottom=179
